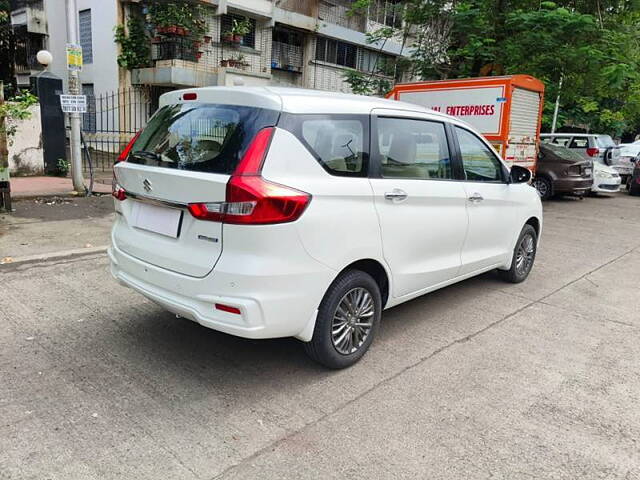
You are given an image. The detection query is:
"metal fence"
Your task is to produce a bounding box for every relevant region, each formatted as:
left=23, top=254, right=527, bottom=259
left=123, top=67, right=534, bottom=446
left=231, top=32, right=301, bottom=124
left=81, top=87, right=152, bottom=172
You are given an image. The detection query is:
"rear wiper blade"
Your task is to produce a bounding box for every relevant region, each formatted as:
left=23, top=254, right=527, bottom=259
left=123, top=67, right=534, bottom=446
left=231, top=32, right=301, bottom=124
left=131, top=150, right=161, bottom=161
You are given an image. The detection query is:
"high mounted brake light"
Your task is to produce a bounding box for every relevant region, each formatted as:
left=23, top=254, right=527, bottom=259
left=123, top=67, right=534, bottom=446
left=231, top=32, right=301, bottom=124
left=188, top=127, right=311, bottom=225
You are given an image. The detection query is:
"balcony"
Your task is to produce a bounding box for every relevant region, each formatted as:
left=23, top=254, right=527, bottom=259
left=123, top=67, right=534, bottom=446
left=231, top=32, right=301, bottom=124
left=9, top=0, right=46, bottom=35
left=13, top=27, right=45, bottom=75
left=276, top=0, right=317, bottom=17
left=319, top=0, right=365, bottom=32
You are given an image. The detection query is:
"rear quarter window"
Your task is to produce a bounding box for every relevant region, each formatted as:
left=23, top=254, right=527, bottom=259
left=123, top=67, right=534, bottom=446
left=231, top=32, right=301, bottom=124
left=279, top=114, right=369, bottom=177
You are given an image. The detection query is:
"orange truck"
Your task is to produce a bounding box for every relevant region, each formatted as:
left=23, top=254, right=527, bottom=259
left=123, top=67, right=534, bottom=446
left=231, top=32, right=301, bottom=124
left=386, top=75, right=545, bottom=171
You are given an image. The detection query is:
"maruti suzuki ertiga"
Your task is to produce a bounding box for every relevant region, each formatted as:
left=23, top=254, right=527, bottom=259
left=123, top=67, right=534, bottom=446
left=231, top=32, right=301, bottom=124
left=110, top=87, right=542, bottom=369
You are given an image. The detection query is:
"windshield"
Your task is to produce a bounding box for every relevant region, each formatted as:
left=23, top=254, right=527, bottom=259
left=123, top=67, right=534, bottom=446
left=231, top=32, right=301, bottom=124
left=540, top=143, right=585, bottom=162
left=619, top=144, right=640, bottom=157
left=127, top=103, right=279, bottom=174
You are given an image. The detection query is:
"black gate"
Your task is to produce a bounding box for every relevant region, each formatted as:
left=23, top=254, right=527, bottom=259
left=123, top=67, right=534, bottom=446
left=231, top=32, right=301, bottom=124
left=81, top=87, right=152, bottom=172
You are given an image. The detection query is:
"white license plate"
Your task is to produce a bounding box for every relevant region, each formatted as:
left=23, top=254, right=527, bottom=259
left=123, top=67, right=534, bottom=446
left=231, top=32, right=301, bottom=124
left=131, top=201, right=182, bottom=238
left=584, top=168, right=592, bottom=175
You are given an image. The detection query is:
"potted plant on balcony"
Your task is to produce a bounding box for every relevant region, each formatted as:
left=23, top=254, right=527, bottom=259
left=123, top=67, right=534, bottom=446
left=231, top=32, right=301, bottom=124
left=220, top=58, right=230, bottom=67
left=231, top=18, right=251, bottom=44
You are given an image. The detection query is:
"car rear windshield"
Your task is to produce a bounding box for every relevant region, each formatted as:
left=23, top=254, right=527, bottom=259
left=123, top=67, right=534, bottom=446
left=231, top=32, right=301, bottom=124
left=127, top=103, right=279, bottom=174
left=596, top=135, right=616, bottom=148
left=541, top=143, right=585, bottom=162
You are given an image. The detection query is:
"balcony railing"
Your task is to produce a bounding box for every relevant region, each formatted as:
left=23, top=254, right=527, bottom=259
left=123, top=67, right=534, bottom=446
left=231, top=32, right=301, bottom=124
left=319, top=0, right=365, bottom=32
left=13, top=28, right=45, bottom=74
left=151, top=38, right=199, bottom=63
left=271, top=41, right=303, bottom=72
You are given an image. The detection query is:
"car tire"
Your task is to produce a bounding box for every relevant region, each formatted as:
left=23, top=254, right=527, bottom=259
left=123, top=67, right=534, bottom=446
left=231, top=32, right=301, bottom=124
left=532, top=176, right=553, bottom=200
left=630, top=184, right=640, bottom=196
left=304, top=270, right=382, bottom=369
left=498, top=225, right=538, bottom=284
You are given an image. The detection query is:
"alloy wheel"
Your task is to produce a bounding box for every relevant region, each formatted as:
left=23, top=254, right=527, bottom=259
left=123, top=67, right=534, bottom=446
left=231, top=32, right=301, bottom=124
left=533, top=178, right=548, bottom=198
left=515, top=233, right=535, bottom=277
left=331, top=287, right=375, bottom=355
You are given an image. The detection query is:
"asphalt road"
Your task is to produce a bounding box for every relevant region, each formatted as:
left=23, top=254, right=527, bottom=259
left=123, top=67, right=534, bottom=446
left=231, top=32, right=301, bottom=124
left=2, top=192, right=640, bottom=479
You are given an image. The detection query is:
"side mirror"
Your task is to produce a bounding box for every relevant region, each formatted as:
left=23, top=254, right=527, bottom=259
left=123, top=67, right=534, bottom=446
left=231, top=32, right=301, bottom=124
left=509, top=165, right=532, bottom=184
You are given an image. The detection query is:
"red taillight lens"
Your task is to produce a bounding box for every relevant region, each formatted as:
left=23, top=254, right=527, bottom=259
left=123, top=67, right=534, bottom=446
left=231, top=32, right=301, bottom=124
left=235, top=127, right=275, bottom=175
left=117, top=131, right=141, bottom=163
left=188, top=176, right=310, bottom=225
left=586, top=147, right=599, bottom=157
left=188, top=127, right=311, bottom=225
left=112, top=179, right=126, bottom=201
left=183, top=92, right=198, bottom=101
left=215, top=303, right=241, bottom=315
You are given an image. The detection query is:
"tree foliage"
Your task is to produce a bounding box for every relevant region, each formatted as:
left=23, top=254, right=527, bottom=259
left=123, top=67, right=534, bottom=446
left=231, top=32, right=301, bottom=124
left=344, top=0, right=640, bottom=138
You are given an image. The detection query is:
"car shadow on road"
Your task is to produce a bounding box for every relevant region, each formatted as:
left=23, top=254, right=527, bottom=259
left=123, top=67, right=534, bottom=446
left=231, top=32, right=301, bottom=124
left=86, top=268, right=513, bottom=400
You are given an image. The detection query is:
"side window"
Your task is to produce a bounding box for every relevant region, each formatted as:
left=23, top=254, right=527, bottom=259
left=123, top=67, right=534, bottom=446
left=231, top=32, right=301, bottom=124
left=569, top=137, right=589, bottom=149
left=551, top=136, right=572, bottom=147
left=455, top=127, right=504, bottom=182
left=292, top=116, right=367, bottom=176
left=377, top=117, right=452, bottom=180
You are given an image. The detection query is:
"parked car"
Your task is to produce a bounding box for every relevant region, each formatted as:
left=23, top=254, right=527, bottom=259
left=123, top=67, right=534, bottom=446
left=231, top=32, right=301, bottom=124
left=540, top=133, right=621, bottom=170
left=618, top=143, right=640, bottom=188
left=109, top=87, right=542, bottom=369
left=592, top=161, right=622, bottom=194
left=532, top=143, right=592, bottom=200
left=629, top=161, right=640, bottom=196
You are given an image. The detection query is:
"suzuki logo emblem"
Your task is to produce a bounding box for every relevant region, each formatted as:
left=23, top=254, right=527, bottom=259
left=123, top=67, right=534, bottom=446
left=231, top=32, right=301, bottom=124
left=143, top=179, right=152, bottom=192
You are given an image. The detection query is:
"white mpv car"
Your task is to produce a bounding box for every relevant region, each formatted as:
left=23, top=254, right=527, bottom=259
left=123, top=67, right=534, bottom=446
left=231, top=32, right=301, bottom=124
left=110, top=87, right=542, bottom=368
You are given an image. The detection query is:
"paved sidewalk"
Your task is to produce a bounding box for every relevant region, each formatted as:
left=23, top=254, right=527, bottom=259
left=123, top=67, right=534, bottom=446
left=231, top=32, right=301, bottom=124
left=9, top=175, right=111, bottom=199
left=0, top=195, right=114, bottom=262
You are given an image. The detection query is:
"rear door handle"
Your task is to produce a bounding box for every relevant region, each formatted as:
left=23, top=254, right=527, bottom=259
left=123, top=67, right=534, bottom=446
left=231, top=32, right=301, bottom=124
left=468, top=193, right=484, bottom=203
left=384, top=189, right=408, bottom=202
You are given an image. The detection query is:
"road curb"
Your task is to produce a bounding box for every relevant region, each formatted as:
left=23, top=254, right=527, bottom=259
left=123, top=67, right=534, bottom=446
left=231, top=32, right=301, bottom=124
left=0, top=246, right=109, bottom=269
left=11, top=191, right=111, bottom=201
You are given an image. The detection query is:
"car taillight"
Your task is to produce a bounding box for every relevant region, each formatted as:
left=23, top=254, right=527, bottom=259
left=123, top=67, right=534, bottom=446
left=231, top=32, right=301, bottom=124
left=112, top=183, right=126, bottom=201
left=112, top=173, right=126, bottom=201
left=188, top=127, right=311, bottom=225
left=586, top=147, right=600, bottom=157
left=117, top=131, right=141, bottom=163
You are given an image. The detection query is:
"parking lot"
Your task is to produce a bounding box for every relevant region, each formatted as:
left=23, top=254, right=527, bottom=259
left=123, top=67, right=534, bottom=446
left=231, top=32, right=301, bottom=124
left=1, top=192, right=640, bottom=479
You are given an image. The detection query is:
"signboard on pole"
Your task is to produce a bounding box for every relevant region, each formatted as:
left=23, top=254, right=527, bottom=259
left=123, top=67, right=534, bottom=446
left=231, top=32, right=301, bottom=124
left=66, top=43, right=83, bottom=71
left=60, top=94, right=87, bottom=113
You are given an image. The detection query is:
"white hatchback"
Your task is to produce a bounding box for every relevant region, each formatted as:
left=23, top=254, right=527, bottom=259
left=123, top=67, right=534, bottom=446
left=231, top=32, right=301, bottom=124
left=109, top=87, right=542, bottom=368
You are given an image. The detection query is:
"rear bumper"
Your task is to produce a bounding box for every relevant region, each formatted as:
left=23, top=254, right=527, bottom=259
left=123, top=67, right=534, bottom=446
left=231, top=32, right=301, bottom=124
left=553, top=177, right=592, bottom=195
left=108, top=237, right=335, bottom=341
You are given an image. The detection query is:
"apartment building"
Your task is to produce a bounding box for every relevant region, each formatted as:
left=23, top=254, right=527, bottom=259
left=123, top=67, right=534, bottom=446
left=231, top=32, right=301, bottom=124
left=8, top=0, right=408, bottom=163
left=10, top=0, right=407, bottom=97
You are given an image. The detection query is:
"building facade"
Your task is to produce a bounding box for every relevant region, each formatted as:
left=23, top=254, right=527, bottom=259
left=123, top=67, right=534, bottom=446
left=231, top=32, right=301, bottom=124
left=9, top=0, right=409, bottom=163
left=11, top=0, right=407, bottom=97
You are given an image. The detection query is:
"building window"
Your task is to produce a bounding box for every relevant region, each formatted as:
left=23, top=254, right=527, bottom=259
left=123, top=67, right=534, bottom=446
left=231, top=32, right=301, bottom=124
left=358, top=49, right=394, bottom=75
left=271, top=27, right=303, bottom=72
left=220, top=14, right=256, bottom=49
left=369, top=0, right=403, bottom=29
left=82, top=84, right=96, bottom=133
left=315, top=37, right=356, bottom=69
left=78, top=9, right=93, bottom=64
